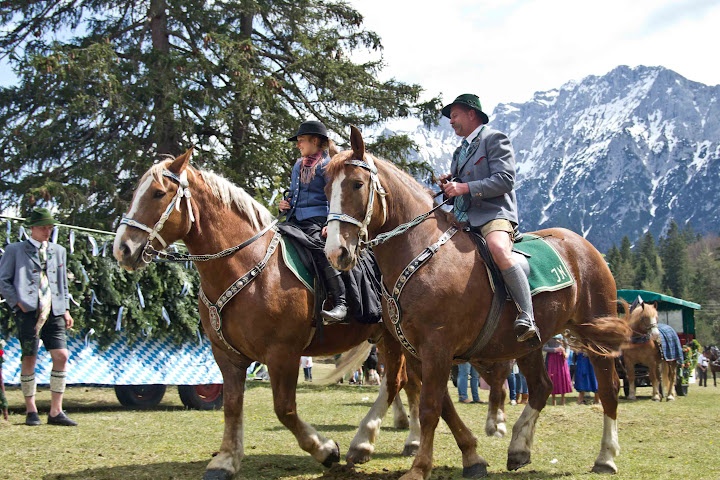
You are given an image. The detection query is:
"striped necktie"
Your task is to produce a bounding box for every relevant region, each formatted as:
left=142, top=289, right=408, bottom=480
left=453, top=139, right=470, bottom=222
left=36, top=242, right=52, bottom=334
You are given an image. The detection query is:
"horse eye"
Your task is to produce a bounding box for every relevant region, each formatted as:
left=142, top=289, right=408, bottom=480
left=153, top=190, right=167, bottom=199
left=353, top=182, right=364, bottom=190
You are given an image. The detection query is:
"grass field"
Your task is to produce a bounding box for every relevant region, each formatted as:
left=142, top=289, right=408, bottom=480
left=1, top=378, right=719, bottom=480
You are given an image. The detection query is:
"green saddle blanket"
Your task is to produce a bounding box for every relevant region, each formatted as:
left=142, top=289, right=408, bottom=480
left=513, top=233, right=575, bottom=295
left=280, top=237, right=314, bottom=292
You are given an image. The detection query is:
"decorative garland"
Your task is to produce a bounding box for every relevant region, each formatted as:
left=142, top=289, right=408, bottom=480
left=0, top=220, right=202, bottom=348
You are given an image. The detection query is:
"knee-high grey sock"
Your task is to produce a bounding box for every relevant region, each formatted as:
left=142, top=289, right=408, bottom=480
left=21, top=374, right=36, bottom=398
left=501, top=264, right=534, bottom=320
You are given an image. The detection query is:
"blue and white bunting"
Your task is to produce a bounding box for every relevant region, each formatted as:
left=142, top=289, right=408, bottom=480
left=68, top=293, right=81, bottom=307
left=5, top=220, right=10, bottom=243
left=180, top=281, right=191, bottom=296
left=196, top=329, right=203, bottom=346
left=269, top=189, right=279, bottom=205
left=84, top=328, right=95, bottom=347
left=89, top=289, right=103, bottom=314
left=69, top=230, right=76, bottom=253
left=101, top=241, right=108, bottom=257
left=162, top=306, right=171, bottom=325
left=136, top=283, right=145, bottom=309
left=51, top=227, right=59, bottom=244
left=115, top=307, right=124, bottom=331
left=19, top=226, right=28, bottom=240
left=80, top=265, right=90, bottom=283
left=88, top=235, right=99, bottom=256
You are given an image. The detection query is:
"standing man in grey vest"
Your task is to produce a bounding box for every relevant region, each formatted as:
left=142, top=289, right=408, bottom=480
left=439, top=94, right=540, bottom=343
left=0, top=208, right=77, bottom=426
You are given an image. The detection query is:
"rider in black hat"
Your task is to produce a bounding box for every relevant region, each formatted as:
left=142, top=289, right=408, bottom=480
left=279, top=121, right=348, bottom=324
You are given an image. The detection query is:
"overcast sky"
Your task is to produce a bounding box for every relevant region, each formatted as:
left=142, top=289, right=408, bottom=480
left=349, top=0, right=720, bottom=114
left=1, top=0, right=719, bottom=116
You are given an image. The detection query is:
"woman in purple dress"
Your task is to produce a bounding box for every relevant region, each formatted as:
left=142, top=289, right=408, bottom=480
left=543, top=334, right=573, bottom=405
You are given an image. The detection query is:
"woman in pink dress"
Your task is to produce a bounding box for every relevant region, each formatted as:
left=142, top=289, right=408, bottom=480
left=543, top=334, right=573, bottom=405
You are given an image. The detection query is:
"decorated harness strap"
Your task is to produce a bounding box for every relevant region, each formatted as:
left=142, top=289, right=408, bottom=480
left=200, top=230, right=282, bottom=357
left=381, top=225, right=458, bottom=357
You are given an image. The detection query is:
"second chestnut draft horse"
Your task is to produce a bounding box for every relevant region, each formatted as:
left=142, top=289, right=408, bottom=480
left=324, top=127, right=632, bottom=480
left=114, top=150, right=426, bottom=480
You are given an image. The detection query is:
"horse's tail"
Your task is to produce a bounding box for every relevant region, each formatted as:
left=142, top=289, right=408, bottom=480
left=567, top=302, right=632, bottom=357
left=312, top=341, right=373, bottom=386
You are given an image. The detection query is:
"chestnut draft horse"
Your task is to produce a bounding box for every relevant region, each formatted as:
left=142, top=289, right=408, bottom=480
left=324, top=127, right=632, bottom=480
left=114, top=150, right=425, bottom=480
left=621, top=300, right=679, bottom=401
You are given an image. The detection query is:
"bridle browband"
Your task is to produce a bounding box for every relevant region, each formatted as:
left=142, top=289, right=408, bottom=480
left=326, top=156, right=387, bottom=252
left=120, top=169, right=196, bottom=264
left=120, top=168, right=278, bottom=264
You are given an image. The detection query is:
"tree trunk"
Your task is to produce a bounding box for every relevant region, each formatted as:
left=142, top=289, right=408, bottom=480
left=149, top=0, right=180, bottom=155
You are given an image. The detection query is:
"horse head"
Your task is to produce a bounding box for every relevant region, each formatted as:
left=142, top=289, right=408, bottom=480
left=628, top=297, right=660, bottom=340
left=325, top=126, right=387, bottom=270
left=114, top=148, right=197, bottom=270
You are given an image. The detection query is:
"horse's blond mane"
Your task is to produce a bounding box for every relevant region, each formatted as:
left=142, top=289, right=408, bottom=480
left=145, top=159, right=274, bottom=230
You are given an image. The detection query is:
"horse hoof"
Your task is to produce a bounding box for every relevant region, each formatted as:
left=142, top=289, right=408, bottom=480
left=507, top=451, right=531, bottom=471
left=203, top=469, right=233, bottom=480
left=591, top=462, right=618, bottom=474
left=666, top=396, right=675, bottom=402
left=322, top=441, right=341, bottom=468
left=401, top=443, right=420, bottom=457
left=346, top=447, right=372, bottom=465
left=463, top=463, right=489, bottom=479
left=652, top=397, right=660, bottom=402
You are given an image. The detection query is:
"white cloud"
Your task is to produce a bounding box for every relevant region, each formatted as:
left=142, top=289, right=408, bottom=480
left=349, top=0, right=720, bottom=114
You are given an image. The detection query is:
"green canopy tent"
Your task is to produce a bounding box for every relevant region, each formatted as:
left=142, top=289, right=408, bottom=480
left=617, top=289, right=700, bottom=342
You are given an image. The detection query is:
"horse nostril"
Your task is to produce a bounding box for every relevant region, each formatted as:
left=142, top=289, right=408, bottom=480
left=120, top=242, right=131, bottom=257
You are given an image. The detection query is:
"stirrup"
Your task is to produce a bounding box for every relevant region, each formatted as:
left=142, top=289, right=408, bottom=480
left=321, top=304, right=349, bottom=325
left=514, top=313, right=540, bottom=343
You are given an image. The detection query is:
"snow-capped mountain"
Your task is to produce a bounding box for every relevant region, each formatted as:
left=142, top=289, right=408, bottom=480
left=371, top=65, right=720, bottom=252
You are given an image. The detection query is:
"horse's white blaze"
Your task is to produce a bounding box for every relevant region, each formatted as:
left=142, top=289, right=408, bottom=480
left=508, top=406, right=540, bottom=455
left=348, top=376, right=390, bottom=457
left=325, top=171, right=346, bottom=265
left=113, top=175, right=154, bottom=258
left=650, top=315, right=660, bottom=339
left=594, top=415, right=619, bottom=471
left=298, top=420, right=337, bottom=462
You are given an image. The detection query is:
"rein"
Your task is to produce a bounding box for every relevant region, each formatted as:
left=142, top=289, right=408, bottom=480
left=120, top=168, right=279, bottom=264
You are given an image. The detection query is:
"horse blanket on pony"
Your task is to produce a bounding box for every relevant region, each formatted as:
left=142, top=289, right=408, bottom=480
left=657, top=323, right=684, bottom=362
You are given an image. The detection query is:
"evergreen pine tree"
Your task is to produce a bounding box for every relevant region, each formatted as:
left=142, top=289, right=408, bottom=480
left=0, top=1, right=439, bottom=228
left=660, top=220, right=690, bottom=297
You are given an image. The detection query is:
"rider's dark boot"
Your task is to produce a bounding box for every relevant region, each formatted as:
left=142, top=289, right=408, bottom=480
left=501, top=263, right=540, bottom=343
left=321, top=267, right=349, bottom=325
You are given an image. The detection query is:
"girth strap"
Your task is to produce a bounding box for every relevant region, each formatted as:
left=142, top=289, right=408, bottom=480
left=381, top=225, right=458, bottom=358
left=200, top=230, right=282, bottom=357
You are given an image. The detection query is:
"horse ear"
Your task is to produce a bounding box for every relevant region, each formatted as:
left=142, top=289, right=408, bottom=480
left=349, top=125, right=365, bottom=160
left=652, top=301, right=658, bottom=309
left=169, top=147, right=194, bottom=174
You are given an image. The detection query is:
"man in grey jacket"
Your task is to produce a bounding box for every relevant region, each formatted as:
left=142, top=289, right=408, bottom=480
left=0, top=208, right=77, bottom=426
left=439, top=94, right=539, bottom=343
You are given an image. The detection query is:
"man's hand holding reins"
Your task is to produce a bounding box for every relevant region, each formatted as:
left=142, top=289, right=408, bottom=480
left=438, top=175, right=470, bottom=197
left=278, top=199, right=291, bottom=212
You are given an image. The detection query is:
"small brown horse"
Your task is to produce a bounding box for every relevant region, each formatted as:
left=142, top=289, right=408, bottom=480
left=324, top=127, right=632, bottom=480
left=621, top=300, right=678, bottom=401
left=114, top=150, right=424, bottom=479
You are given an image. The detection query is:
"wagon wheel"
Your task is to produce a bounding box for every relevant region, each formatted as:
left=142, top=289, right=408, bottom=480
left=114, top=384, right=167, bottom=407
left=178, top=384, right=224, bottom=410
